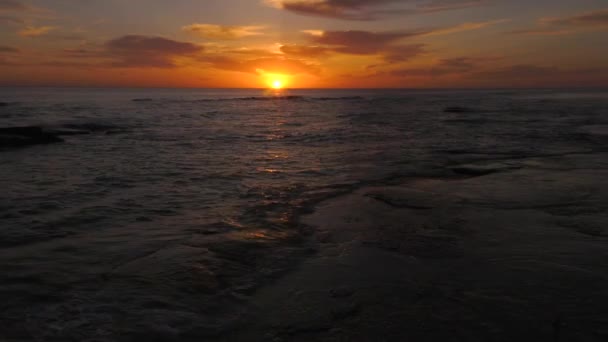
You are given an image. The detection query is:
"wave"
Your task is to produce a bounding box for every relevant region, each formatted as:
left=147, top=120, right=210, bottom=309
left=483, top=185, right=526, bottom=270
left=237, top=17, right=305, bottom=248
left=317, top=96, right=364, bottom=101
left=444, top=106, right=476, bottom=113
left=132, top=95, right=366, bottom=104
left=235, top=95, right=305, bottom=101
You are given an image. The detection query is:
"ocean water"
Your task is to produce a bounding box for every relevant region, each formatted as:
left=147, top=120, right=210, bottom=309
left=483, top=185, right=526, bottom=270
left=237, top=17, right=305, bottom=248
left=1, top=87, right=607, bottom=340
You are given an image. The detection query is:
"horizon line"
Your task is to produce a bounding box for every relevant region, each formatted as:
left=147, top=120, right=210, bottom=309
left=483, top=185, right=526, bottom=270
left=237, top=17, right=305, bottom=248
left=1, top=85, right=607, bottom=91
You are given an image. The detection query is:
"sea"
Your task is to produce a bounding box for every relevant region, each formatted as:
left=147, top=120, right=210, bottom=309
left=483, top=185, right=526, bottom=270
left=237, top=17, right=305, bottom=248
left=1, top=87, right=607, bottom=340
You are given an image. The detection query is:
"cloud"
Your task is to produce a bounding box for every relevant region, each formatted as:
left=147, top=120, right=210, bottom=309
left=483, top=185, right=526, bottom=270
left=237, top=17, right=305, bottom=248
left=510, top=8, right=608, bottom=36
left=222, top=47, right=281, bottom=58
left=18, top=25, right=54, bottom=37
left=382, top=44, right=426, bottom=62
left=422, top=19, right=508, bottom=36
left=105, top=35, right=204, bottom=68
left=472, top=64, right=560, bottom=79
left=280, top=44, right=330, bottom=58
left=468, top=64, right=608, bottom=87
left=284, top=34, right=426, bottom=63
left=392, top=57, right=477, bottom=77
left=0, top=15, right=23, bottom=24
left=0, top=45, right=19, bottom=53
left=462, top=63, right=603, bottom=84
left=62, top=48, right=103, bottom=59
left=202, top=55, right=320, bottom=75
left=0, top=1, right=53, bottom=28
left=542, top=8, right=608, bottom=28
left=507, top=28, right=571, bottom=36
left=302, top=21, right=500, bottom=58
left=294, top=30, right=429, bottom=65
left=385, top=59, right=607, bottom=87
left=264, top=0, right=487, bottom=20
left=306, top=30, right=424, bottom=54
left=182, top=24, right=265, bottom=40
left=0, top=0, right=29, bottom=11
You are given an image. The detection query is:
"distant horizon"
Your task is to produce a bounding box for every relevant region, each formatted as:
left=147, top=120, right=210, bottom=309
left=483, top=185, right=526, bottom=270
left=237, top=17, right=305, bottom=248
left=1, top=85, right=608, bottom=91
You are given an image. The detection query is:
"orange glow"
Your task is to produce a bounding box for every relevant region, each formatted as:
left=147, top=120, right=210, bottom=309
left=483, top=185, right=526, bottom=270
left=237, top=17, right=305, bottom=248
left=272, top=80, right=283, bottom=89
left=2, top=2, right=606, bottom=89
left=265, top=74, right=289, bottom=89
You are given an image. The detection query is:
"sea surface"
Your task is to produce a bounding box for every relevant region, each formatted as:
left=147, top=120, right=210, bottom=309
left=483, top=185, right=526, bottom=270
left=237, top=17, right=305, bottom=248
left=1, top=87, right=607, bottom=340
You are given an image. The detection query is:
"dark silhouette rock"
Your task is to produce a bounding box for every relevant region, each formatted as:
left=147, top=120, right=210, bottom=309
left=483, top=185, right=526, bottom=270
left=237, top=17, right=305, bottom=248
left=0, top=126, right=64, bottom=149
left=444, top=106, right=473, bottom=113
left=451, top=166, right=499, bottom=176
left=46, top=128, right=91, bottom=136
left=62, top=123, right=118, bottom=132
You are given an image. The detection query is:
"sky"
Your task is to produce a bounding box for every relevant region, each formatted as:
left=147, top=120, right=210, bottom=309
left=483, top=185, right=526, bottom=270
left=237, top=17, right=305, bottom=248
left=0, top=0, right=607, bottom=88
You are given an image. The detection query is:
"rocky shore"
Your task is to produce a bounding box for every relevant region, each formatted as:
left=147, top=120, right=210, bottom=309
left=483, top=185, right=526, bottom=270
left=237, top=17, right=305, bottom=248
left=0, top=126, right=64, bottom=149
left=0, top=124, right=124, bottom=150
left=225, top=151, right=608, bottom=341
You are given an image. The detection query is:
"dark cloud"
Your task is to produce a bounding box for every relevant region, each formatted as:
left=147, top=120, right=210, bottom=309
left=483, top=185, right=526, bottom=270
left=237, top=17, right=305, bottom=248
left=302, top=22, right=496, bottom=59
left=55, top=37, right=319, bottom=76
left=473, top=64, right=560, bottom=79
left=282, top=34, right=426, bottom=69
left=280, top=44, right=330, bottom=58
left=182, top=24, right=264, bottom=40
left=62, top=48, right=104, bottom=59
left=382, top=44, right=426, bottom=62
left=0, top=0, right=28, bottom=11
left=543, top=8, right=608, bottom=28
left=0, top=45, right=19, bottom=53
left=0, top=1, right=52, bottom=28
left=300, top=29, right=427, bottom=64
left=507, top=28, right=570, bottom=36
left=202, top=55, right=320, bottom=75
left=510, top=8, right=608, bottom=35
left=469, top=64, right=608, bottom=87
left=223, top=48, right=280, bottom=58
left=308, top=30, right=424, bottom=54
left=386, top=59, right=607, bottom=87
left=266, top=0, right=487, bottom=20
left=392, top=57, right=476, bottom=77
left=0, top=15, right=23, bottom=24
left=105, top=35, right=204, bottom=68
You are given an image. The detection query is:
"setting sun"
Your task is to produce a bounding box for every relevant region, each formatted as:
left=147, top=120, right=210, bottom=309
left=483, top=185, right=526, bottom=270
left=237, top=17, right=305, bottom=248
left=265, top=74, right=289, bottom=89
left=272, top=80, right=283, bottom=89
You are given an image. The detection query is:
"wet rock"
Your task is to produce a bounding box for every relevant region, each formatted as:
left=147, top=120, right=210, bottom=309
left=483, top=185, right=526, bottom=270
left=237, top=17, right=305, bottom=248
left=105, top=130, right=129, bottom=135
left=46, top=128, right=91, bottom=136
left=444, top=106, right=473, bottom=113
left=62, top=122, right=118, bottom=132
left=330, top=287, right=354, bottom=298
left=451, top=166, right=500, bottom=176
left=365, top=188, right=440, bottom=209
left=450, top=162, right=522, bottom=177
left=0, top=126, right=64, bottom=149
left=331, top=302, right=359, bottom=320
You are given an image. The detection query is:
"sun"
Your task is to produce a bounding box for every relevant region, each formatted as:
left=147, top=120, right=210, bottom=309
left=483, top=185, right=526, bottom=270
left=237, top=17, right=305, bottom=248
left=272, top=80, right=283, bottom=89
left=264, top=73, right=289, bottom=90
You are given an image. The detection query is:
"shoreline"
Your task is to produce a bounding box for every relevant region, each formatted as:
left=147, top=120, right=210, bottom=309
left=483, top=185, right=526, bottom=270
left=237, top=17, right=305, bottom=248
left=224, top=151, right=608, bottom=341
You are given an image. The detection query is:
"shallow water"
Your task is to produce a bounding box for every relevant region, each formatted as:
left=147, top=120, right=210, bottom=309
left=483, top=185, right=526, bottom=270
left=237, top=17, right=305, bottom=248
left=1, top=87, right=607, bottom=340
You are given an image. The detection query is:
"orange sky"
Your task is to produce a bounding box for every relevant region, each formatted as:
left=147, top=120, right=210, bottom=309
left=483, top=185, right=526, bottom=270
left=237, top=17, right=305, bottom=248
left=0, top=0, right=607, bottom=88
